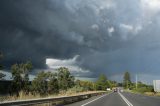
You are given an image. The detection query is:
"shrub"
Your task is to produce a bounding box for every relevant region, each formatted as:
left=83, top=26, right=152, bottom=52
left=133, top=86, right=153, bottom=94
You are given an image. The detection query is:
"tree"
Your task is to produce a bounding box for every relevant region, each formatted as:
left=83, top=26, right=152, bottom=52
left=11, top=64, right=23, bottom=96
left=32, top=67, right=74, bottom=95
left=32, top=71, right=60, bottom=95
left=32, top=71, right=48, bottom=95
left=75, top=80, right=81, bottom=87
left=96, top=74, right=108, bottom=90
left=0, top=52, right=5, bottom=80
left=47, top=72, right=59, bottom=94
left=57, top=67, right=75, bottom=90
left=123, top=71, right=131, bottom=89
left=0, top=73, right=6, bottom=80
left=0, top=52, right=3, bottom=70
left=21, top=61, right=32, bottom=93
left=106, top=80, right=117, bottom=89
left=11, top=61, right=32, bottom=96
left=79, top=80, right=95, bottom=91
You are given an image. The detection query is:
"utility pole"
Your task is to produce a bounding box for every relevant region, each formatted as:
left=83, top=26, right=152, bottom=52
left=136, top=74, right=138, bottom=89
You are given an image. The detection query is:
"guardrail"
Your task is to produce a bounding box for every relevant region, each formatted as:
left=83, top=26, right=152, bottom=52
left=0, top=91, right=107, bottom=106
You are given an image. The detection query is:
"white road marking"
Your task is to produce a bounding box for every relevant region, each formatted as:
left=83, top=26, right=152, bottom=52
left=81, top=92, right=112, bottom=106
left=118, top=92, right=133, bottom=106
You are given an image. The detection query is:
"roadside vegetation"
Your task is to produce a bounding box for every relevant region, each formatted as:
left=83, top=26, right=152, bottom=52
left=1, top=51, right=158, bottom=102
left=0, top=52, right=114, bottom=102
left=123, top=71, right=155, bottom=96
left=0, top=65, right=113, bottom=102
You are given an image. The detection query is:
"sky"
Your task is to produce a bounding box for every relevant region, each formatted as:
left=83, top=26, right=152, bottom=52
left=1, top=0, right=160, bottom=83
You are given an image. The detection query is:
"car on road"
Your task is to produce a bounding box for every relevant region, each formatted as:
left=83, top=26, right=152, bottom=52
left=113, top=88, right=118, bottom=92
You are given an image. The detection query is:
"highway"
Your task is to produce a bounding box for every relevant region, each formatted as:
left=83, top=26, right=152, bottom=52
left=66, top=91, right=160, bottom=106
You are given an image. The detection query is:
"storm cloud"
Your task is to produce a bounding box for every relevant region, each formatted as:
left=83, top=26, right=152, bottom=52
left=1, top=0, right=160, bottom=82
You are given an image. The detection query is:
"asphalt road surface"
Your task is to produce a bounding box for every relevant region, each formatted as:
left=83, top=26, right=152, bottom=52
left=66, top=91, right=160, bottom=106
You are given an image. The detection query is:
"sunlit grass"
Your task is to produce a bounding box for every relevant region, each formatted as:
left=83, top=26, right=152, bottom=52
left=125, top=89, right=160, bottom=97
left=0, top=90, right=106, bottom=102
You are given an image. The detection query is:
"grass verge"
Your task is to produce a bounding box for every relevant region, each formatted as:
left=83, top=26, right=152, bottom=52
left=0, top=90, right=107, bottom=102
left=125, top=89, right=160, bottom=97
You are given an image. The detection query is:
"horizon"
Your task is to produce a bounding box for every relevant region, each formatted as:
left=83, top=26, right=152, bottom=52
left=0, top=69, right=156, bottom=85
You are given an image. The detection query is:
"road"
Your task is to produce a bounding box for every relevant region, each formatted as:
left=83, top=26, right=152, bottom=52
left=66, top=91, right=160, bottom=106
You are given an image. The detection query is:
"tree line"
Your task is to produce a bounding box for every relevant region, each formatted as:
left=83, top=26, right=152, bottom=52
left=9, top=62, right=115, bottom=96
left=1, top=52, right=152, bottom=96
left=0, top=56, right=116, bottom=96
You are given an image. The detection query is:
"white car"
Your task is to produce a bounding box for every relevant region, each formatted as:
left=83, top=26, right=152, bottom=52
left=107, top=88, right=111, bottom=91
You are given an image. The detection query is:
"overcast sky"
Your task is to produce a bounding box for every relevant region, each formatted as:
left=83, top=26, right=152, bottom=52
left=1, top=0, right=160, bottom=83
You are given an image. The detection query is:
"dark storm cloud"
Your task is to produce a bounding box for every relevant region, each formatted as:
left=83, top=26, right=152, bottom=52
left=1, top=0, right=160, bottom=81
left=0, top=0, right=120, bottom=68
left=0, top=0, right=95, bottom=68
